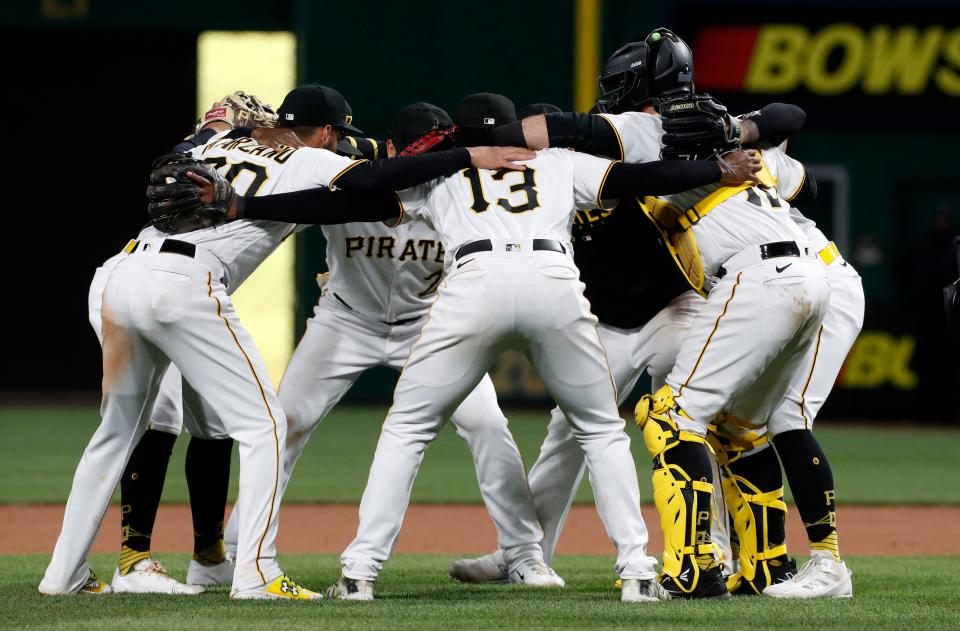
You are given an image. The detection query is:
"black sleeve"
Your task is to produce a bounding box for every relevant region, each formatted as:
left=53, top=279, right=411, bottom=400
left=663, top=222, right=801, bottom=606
left=227, top=127, right=253, bottom=139
left=743, top=103, right=806, bottom=146
left=600, top=160, right=721, bottom=200
left=170, top=128, right=217, bottom=153
left=236, top=188, right=402, bottom=224
left=788, top=167, right=817, bottom=204
left=332, top=148, right=471, bottom=192
left=543, top=112, right=623, bottom=159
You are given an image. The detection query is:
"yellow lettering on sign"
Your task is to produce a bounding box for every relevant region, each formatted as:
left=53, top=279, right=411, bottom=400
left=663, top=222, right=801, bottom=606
left=745, top=25, right=808, bottom=92
left=840, top=332, right=917, bottom=389
left=806, top=24, right=865, bottom=95
left=864, top=26, right=943, bottom=94
left=934, top=28, right=960, bottom=95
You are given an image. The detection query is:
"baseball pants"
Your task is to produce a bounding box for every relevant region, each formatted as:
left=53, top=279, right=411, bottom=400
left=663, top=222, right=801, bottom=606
left=341, top=243, right=658, bottom=581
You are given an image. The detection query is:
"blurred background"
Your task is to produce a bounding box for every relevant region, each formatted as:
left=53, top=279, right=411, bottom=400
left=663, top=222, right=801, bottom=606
left=1, top=0, right=958, bottom=423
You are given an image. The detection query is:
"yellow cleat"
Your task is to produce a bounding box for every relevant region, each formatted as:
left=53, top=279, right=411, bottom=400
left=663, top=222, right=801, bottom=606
left=80, top=570, right=113, bottom=595
left=230, top=574, right=321, bottom=601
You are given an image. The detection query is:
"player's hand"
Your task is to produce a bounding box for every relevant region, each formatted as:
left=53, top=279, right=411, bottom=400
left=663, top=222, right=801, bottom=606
left=717, top=149, right=760, bottom=185
left=467, top=146, right=535, bottom=171
left=185, top=170, right=239, bottom=219
left=252, top=127, right=305, bottom=149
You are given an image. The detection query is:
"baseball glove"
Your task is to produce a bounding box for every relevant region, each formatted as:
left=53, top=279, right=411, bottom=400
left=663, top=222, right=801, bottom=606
left=660, top=93, right=741, bottom=160
left=194, top=91, right=278, bottom=134
left=145, top=153, right=235, bottom=234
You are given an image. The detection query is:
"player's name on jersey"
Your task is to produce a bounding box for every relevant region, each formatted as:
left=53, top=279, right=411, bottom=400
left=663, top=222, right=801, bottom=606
left=344, top=236, right=445, bottom=263
left=202, top=136, right=297, bottom=164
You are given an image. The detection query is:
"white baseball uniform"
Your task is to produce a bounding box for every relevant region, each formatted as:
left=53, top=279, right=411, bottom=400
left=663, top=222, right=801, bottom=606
left=40, top=133, right=360, bottom=595
left=340, top=148, right=659, bottom=582
left=223, top=217, right=545, bottom=566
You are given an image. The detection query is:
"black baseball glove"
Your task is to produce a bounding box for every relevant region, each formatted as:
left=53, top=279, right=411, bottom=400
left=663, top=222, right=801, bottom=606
left=145, top=153, right=235, bottom=233
left=660, top=93, right=741, bottom=160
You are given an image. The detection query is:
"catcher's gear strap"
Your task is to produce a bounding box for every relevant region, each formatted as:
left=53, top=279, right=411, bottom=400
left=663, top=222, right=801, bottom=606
left=818, top=242, right=841, bottom=266
left=722, top=471, right=788, bottom=585
left=544, top=112, right=623, bottom=159
left=638, top=155, right=777, bottom=296
left=705, top=419, right=770, bottom=467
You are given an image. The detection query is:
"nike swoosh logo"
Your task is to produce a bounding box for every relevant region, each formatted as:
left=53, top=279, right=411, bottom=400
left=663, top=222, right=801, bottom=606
left=457, top=258, right=474, bottom=268
left=775, top=263, right=793, bottom=273
left=840, top=261, right=849, bottom=267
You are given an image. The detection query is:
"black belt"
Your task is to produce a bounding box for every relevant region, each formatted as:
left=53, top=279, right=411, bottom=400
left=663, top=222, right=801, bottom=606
left=130, top=239, right=197, bottom=258
left=333, top=292, right=422, bottom=327
left=716, top=240, right=800, bottom=280
left=454, top=238, right=567, bottom=261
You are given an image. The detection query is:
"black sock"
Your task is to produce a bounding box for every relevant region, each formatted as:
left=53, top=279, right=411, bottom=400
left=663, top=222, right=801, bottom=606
left=119, top=429, right=176, bottom=573
left=773, top=429, right=840, bottom=560
left=186, top=436, right=233, bottom=563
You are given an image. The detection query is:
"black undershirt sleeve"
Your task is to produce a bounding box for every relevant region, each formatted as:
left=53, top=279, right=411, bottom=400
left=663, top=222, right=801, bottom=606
left=170, top=128, right=217, bottom=153
left=788, top=167, right=818, bottom=204
left=236, top=188, right=402, bottom=224
left=543, top=112, right=623, bottom=159
left=600, top=160, right=721, bottom=200
left=331, top=148, right=472, bottom=192
left=743, top=103, right=806, bottom=146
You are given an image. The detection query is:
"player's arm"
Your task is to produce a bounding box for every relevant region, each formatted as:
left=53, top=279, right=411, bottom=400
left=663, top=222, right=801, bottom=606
left=738, top=103, right=806, bottom=146
left=329, top=146, right=534, bottom=192
left=598, top=150, right=761, bottom=200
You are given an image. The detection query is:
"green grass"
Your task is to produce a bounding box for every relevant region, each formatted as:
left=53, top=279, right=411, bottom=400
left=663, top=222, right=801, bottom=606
left=2, top=553, right=958, bottom=630
left=1, top=405, right=959, bottom=505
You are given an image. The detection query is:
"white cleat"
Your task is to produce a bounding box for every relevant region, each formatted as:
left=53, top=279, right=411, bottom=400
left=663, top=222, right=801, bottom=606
left=449, top=551, right=509, bottom=584
left=620, top=578, right=671, bottom=603
left=325, top=575, right=374, bottom=601
left=111, top=559, right=205, bottom=595
left=187, top=557, right=234, bottom=587
left=507, top=559, right=565, bottom=588
left=230, top=574, right=322, bottom=601
left=763, top=553, right=853, bottom=599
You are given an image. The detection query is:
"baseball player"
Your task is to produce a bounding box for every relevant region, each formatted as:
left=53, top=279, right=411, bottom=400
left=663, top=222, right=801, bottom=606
left=202, top=92, right=761, bottom=602
left=40, top=83, right=529, bottom=600
left=449, top=29, right=816, bottom=599
left=221, top=100, right=565, bottom=588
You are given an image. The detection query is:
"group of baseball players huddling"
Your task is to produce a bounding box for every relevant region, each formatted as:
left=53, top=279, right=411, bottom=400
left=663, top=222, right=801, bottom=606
left=39, top=28, right=862, bottom=604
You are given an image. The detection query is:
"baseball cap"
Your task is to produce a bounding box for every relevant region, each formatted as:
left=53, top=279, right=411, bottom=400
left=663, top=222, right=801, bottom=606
left=518, top=102, right=563, bottom=118
left=277, top=84, right=363, bottom=134
left=390, top=102, right=454, bottom=153
left=454, top=92, right=517, bottom=127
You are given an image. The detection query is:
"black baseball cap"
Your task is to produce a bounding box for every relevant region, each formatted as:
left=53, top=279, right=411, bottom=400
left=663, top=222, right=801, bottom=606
left=390, top=102, right=454, bottom=152
left=277, top=84, right=363, bottom=134
left=518, top=102, right=563, bottom=118
left=454, top=92, right=517, bottom=127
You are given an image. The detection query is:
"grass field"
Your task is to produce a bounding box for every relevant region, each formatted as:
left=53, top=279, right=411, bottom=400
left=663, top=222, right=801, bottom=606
left=1, top=554, right=957, bottom=630
left=1, top=405, right=959, bottom=505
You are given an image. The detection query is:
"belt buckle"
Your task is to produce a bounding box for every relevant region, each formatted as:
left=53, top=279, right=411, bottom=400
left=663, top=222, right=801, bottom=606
left=505, top=243, right=522, bottom=252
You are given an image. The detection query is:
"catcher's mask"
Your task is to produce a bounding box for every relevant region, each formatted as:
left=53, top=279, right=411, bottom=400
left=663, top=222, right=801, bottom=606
left=596, top=28, right=694, bottom=114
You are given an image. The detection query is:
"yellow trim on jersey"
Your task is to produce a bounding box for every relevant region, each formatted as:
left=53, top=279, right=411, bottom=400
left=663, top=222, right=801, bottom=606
left=783, top=164, right=806, bottom=202
left=596, top=114, right=625, bottom=161
left=123, top=239, right=138, bottom=254
left=818, top=242, right=841, bottom=266
left=366, top=137, right=380, bottom=160
left=328, top=158, right=369, bottom=188
left=384, top=192, right=405, bottom=228
left=638, top=155, right=778, bottom=295
left=595, top=160, right=619, bottom=210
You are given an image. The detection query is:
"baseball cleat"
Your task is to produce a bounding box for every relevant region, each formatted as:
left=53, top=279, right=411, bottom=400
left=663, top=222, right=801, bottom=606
left=727, top=555, right=798, bottom=595
left=325, top=574, right=374, bottom=601
left=111, top=559, right=204, bottom=595
left=620, top=578, right=671, bottom=603
left=80, top=570, right=114, bottom=595
left=659, top=565, right=731, bottom=600
left=762, top=553, right=852, bottom=599
left=507, top=559, right=565, bottom=587
left=449, top=551, right=508, bottom=583
left=187, top=556, right=235, bottom=587
left=230, top=574, right=321, bottom=601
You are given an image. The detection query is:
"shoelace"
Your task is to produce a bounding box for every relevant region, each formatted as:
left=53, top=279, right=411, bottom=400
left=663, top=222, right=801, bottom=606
left=529, top=561, right=556, bottom=576
left=144, top=561, right=169, bottom=575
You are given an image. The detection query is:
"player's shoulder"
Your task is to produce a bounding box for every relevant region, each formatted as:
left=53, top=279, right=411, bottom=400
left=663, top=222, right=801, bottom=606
left=597, top=110, right=661, bottom=129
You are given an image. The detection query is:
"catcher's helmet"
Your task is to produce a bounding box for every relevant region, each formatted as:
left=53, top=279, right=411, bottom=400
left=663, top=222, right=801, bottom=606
left=596, top=28, right=694, bottom=114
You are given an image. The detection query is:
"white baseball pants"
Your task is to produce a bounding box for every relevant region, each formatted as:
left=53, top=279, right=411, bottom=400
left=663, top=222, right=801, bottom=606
left=341, top=243, right=658, bottom=581
left=41, top=241, right=284, bottom=594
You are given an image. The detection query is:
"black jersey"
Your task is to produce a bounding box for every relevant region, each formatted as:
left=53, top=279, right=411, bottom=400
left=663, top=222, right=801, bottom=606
left=572, top=198, right=690, bottom=329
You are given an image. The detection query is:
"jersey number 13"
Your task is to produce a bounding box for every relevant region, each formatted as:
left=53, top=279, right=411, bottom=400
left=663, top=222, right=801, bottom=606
left=462, top=167, right=540, bottom=214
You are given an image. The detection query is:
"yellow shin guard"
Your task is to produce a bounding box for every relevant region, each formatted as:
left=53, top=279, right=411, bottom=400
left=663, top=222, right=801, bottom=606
left=636, top=386, right=717, bottom=594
